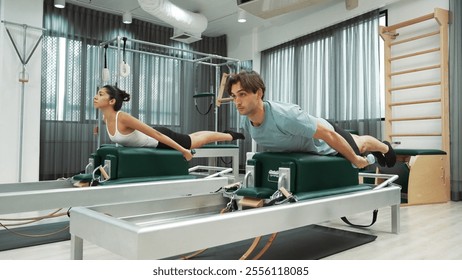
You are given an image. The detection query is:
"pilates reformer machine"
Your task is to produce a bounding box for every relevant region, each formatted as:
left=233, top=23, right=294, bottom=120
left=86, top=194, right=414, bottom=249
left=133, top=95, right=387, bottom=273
left=69, top=152, right=401, bottom=260
left=0, top=145, right=233, bottom=217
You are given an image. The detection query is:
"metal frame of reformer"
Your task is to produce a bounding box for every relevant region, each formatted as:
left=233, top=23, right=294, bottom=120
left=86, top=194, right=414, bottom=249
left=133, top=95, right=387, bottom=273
left=0, top=177, right=228, bottom=216
left=69, top=172, right=401, bottom=260
left=99, top=36, right=241, bottom=180
left=191, top=146, right=240, bottom=181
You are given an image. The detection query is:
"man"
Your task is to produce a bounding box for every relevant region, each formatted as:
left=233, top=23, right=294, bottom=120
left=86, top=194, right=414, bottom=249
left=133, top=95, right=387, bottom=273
left=225, top=70, right=395, bottom=169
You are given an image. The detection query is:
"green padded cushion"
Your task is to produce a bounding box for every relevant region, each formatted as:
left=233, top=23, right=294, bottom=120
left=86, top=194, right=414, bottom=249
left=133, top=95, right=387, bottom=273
left=193, top=92, right=214, bottom=98
left=96, top=144, right=189, bottom=179
left=90, top=153, right=101, bottom=168
left=249, top=153, right=359, bottom=194
left=235, top=187, right=276, bottom=199
left=72, top=173, right=93, bottom=182
left=296, top=184, right=374, bottom=200
left=394, top=149, right=446, bottom=156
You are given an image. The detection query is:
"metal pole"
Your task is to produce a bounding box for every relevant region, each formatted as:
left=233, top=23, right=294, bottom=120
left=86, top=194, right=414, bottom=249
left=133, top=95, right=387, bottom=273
left=17, top=25, right=27, bottom=182
left=2, top=21, right=46, bottom=182
left=116, top=36, right=121, bottom=86
left=236, top=62, right=241, bottom=148
left=215, top=65, right=219, bottom=133
left=97, top=45, right=103, bottom=149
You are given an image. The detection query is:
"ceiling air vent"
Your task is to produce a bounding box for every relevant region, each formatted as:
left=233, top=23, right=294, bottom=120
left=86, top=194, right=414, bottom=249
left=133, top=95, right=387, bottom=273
left=170, top=28, right=202, bottom=44
left=237, top=0, right=329, bottom=19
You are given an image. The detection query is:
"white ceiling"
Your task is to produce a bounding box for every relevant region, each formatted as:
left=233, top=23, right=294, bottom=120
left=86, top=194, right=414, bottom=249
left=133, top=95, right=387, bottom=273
left=67, top=0, right=344, bottom=37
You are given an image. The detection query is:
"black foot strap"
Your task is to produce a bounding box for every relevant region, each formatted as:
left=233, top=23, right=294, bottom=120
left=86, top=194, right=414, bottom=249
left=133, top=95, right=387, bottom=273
left=341, top=209, right=378, bottom=228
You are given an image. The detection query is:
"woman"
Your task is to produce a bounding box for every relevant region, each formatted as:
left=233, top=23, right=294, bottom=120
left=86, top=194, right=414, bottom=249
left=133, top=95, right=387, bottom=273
left=93, top=85, right=244, bottom=161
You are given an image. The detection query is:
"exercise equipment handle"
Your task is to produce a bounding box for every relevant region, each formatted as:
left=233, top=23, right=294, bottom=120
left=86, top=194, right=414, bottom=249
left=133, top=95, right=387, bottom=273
left=352, top=154, right=375, bottom=168
left=99, top=166, right=110, bottom=180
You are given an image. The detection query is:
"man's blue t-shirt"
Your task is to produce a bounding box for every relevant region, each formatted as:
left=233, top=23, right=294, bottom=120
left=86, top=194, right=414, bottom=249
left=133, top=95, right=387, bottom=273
left=241, top=100, right=336, bottom=155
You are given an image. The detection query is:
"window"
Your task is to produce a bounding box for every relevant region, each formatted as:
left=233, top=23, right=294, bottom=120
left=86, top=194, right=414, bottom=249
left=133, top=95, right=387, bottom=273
left=261, top=10, right=383, bottom=136
left=379, top=11, right=387, bottom=119
left=42, top=36, right=83, bottom=122
left=138, top=55, right=181, bottom=126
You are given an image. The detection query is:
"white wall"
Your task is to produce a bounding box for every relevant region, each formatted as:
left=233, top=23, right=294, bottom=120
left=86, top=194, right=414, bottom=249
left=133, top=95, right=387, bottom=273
left=228, top=0, right=449, bottom=69
left=0, top=0, right=43, bottom=183
left=387, top=0, right=448, bottom=24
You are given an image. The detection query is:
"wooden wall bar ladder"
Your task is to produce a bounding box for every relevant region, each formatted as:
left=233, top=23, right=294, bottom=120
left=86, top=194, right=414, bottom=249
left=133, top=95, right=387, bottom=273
left=379, top=8, right=450, bottom=204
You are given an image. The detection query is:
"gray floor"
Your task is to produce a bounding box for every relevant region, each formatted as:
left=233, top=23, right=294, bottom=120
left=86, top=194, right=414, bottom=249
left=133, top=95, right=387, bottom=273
left=0, top=201, right=461, bottom=260
left=323, top=201, right=462, bottom=260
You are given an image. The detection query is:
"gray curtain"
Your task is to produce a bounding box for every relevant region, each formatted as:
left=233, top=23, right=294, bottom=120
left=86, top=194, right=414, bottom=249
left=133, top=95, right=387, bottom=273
left=40, top=0, right=229, bottom=180
left=260, top=10, right=381, bottom=140
left=449, top=0, right=462, bottom=200
left=233, top=60, right=253, bottom=169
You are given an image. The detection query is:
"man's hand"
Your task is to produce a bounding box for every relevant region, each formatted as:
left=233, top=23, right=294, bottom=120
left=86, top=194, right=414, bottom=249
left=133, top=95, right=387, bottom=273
left=352, top=155, right=370, bottom=169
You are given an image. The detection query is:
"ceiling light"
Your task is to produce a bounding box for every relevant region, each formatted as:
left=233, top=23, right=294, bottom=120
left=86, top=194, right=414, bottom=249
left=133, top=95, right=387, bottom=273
left=345, top=0, right=358, bottom=10
left=123, top=11, right=132, bottom=24
left=54, top=0, right=65, bottom=9
left=238, top=10, right=247, bottom=23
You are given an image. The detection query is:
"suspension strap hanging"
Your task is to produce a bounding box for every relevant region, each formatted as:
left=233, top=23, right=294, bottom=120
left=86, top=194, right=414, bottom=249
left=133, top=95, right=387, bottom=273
left=120, top=37, right=130, bottom=77
left=102, top=44, right=110, bottom=82
left=104, top=44, right=108, bottom=68
left=193, top=92, right=214, bottom=115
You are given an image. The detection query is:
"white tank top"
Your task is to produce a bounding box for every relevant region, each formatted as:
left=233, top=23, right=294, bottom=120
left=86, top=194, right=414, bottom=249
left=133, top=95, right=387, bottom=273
left=106, top=111, right=159, bottom=147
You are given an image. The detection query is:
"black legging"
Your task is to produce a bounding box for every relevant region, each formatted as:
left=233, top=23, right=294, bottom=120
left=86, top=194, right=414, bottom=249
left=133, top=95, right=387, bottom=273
left=326, top=121, right=361, bottom=156
left=153, top=126, right=192, bottom=150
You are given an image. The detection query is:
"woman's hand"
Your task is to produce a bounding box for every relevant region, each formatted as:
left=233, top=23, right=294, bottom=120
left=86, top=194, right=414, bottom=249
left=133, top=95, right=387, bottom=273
left=182, top=149, right=194, bottom=161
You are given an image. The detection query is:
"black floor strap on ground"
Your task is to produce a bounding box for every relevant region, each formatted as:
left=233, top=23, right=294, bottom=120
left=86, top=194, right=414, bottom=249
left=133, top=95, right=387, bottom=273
left=341, top=209, right=379, bottom=228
